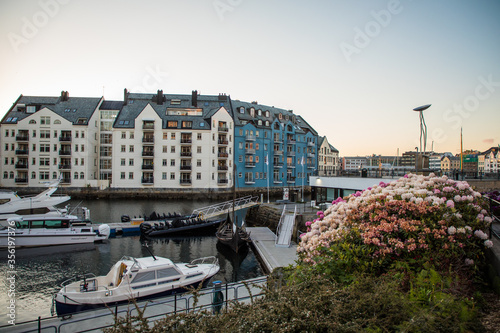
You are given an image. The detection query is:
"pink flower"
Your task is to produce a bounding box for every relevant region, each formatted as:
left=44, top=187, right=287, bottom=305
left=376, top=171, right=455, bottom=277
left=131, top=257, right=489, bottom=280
left=446, top=200, right=455, bottom=208
left=465, top=258, right=474, bottom=265
left=484, top=240, right=493, bottom=248
left=305, top=221, right=312, bottom=227
left=433, top=189, right=441, bottom=194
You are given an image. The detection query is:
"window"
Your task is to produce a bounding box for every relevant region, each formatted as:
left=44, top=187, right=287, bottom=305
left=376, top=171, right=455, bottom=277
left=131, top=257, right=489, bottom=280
left=121, top=145, right=126, bottom=152
left=170, top=159, right=175, bottom=166
left=40, top=158, right=49, bottom=166
left=54, top=119, right=61, bottom=124
left=170, top=146, right=175, bottom=153
left=162, top=159, right=167, bottom=166
left=171, top=133, right=176, bottom=139
left=29, top=119, right=36, bottom=124
left=40, top=116, right=50, bottom=125
left=74, top=172, right=78, bottom=180
left=81, top=158, right=84, bottom=166
left=121, top=132, right=126, bottom=139
left=129, top=145, right=134, bottom=153
left=239, top=107, right=244, bottom=114
left=197, top=173, right=201, bottom=180
left=181, top=121, right=192, bottom=128
left=40, top=144, right=50, bottom=152
left=32, top=157, right=36, bottom=165
left=129, top=159, right=134, bottom=166
left=40, top=130, right=50, bottom=139
left=4, top=144, right=7, bottom=151
left=75, top=132, right=79, bottom=138
left=128, top=172, right=133, bottom=179
left=80, top=172, right=84, bottom=179
left=121, top=159, right=125, bottom=166
left=197, top=146, right=201, bottom=154
left=170, top=172, right=175, bottom=180
left=32, top=130, right=36, bottom=137
left=129, top=132, right=133, bottom=139
left=40, top=171, right=49, bottom=180
left=197, top=159, right=201, bottom=167
left=163, top=132, right=168, bottom=140
left=197, top=133, right=202, bottom=140
left=168, top=121, right=178, bottom=128
left=81, top=145, right=84, bottom=152
left=75, top=145, right=78, bottom=152
left=3, top=171, right=7, bottom=179
left=163, top=146, right=168, bottom=153
left=121, top=172, right=125, bottom=179
left=162, top=172, right=167, bottom=180
left=239, top=155, right=243, bottom=163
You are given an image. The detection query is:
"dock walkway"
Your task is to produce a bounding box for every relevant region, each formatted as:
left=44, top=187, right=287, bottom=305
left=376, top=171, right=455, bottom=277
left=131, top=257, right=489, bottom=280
left=248, top=227, right=298, bottom=273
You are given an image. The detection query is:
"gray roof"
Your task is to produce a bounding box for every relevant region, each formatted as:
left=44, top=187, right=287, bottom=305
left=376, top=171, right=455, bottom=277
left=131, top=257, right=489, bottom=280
left=2, top=94, right=101, bottom=125
left=100, top=100, right=124, bottom=110
left=113, top=92, right=231, bottom=130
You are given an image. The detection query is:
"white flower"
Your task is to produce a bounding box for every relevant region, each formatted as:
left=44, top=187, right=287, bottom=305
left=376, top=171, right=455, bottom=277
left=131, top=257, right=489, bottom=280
left=457, top=227, right=465, bottom=234
left=484, top=240, right=493, bottom=248
left=465, top=258, right=474, bottom=265
left=447, top=226, right=457, bottom=235
left=474, top=230, right=488, bottom=240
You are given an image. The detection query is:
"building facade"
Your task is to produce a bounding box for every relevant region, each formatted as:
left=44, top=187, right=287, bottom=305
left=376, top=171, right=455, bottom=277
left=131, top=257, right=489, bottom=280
left=317, top=136, right=339, bottom=176
left=1, top=90, right=321, bottom=193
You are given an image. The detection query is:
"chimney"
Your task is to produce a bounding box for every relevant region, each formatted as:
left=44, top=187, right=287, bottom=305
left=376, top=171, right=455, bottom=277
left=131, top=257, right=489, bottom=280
left=156, top=90, right=164, bottom=105
left=60, top=91, right=69, bottom=101
left=191, top=90, right=198, bottom=107
left=218, top=93, right=227, bottom=102
left=124, top=88, right=128, bottom=105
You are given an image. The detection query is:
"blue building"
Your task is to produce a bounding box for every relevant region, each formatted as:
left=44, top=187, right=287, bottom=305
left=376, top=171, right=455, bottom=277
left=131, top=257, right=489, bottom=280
left=231, top=100, right=318, bottom=197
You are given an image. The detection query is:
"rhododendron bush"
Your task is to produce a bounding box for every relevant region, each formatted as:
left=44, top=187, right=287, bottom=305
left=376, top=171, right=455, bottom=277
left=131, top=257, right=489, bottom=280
left=298, top=173, right=493, bottom=272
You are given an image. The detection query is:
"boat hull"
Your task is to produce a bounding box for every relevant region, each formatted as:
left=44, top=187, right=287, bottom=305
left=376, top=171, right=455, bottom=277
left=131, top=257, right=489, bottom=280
left=141, top=218, right=224, bottom=237
left=55, top=279, right=210, bottom=316
left=0, top=232, right=98, bottom=248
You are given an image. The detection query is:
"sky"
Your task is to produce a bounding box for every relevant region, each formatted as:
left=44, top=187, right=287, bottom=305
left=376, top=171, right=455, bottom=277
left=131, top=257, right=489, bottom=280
left=1, top=0, right=499, bottom=156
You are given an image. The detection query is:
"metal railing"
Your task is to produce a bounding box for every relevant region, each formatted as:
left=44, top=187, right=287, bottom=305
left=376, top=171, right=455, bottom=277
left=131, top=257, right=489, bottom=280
left=192, top=195, right=260, bottom=220
left=486, top=196, right=500, bottom=240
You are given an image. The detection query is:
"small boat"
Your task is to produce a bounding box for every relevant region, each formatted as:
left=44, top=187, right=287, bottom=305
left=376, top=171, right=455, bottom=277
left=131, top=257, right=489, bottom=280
left=53, top=252, right=220, bottom=316
left=0, top=179, right=70, bottom=225
left=216, top=213, right=250, bottom=253
left=140, top=215, right=226, bottom=237
left=0, top=212, right=110, bottom=248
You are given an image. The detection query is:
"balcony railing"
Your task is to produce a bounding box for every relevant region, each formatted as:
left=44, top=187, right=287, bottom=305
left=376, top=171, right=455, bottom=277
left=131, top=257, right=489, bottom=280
left=307, top=153, right=315, bottom=158
left=59, top=136, right=72, bottom=142
left=218, top=179, right=229, bottom=184
left=217, top=165, right=228, bottom=171
left=61, top=178, right=71, bottom=184
left=15, top=178, right=28, bottom=184
left=15, top=163, right=28, bottom=169
left=180, top=179, right=192, bottom=185
left=218, top=127, right=228, bottom=132
left=180, top=165, right=192, bottom=171
left=245, top=162, right=256, bottom=168
left=287, top=139, right=296, bottom=145
left=142, top=151, right=154, bottom=157
left=180, top=139, right=192, bottom=144
left=141, top=177, right=154, bottom=184
left=308, top=141, right=315, bottom=147
left=287, top=151, right=296, bottom=156
left=180, top=151, right=192, bottom=157
left=142, top=123, right=154, bottom=130
left=15, top=149, right=29, bottom=155
left=59, top=150, right=71, bottom=156
left=142, top=164, right=154, bottom=170
left=16, top=135, right=29, bottom=141
left=307, top=164, right=315, bottom=169
left=274, top=163, right=283, bottom=168
left=273, top=150, right=283, bottom=155
left=245, top=148, right=255, bottom=155
left=58, top=164, right=71, bottom=169
left=245, top=179, right=255, bottom=185
left=274, top=137, right=283, bottom=143
left=273, top=179, right=282, bottom=184
left=287, top=164, right=295, bottom=169
left=218, top=140, right=229, bottom=145
left=142, top=137, right=154, bottom=143
left=218, top=152, right=228, bottom=158
left=245, top=135, right=256, bottom=141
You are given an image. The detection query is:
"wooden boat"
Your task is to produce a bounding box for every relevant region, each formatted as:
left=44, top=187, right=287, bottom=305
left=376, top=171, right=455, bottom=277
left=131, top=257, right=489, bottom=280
left=215, top=214, right=250, bottom=253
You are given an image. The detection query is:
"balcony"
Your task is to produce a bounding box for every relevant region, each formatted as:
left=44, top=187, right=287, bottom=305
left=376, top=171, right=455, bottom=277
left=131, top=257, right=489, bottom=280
left=15, top=162, right=28, bottom=169
left=180, top=165, right=192, bottom=171
left=180, top=151, right=192, bottom=157
left=180, top=179, right=192, bottom=185
left=245, top=135, right=256, bottom=141
left=307, top=164, right=315, bottom=169
left=274, top=163, right=283, bottom=168
left=59, top=150, right=71, bottom=156
left=287, top=177, right=296, bottom=184
left=61, top=178, right=71, bottom=184
left=16, top=135, right=29, bottom=141
left=273, top=179, right=282, bottom=184
left=308, top=141, right=315, bottom=147
left=217, top=179, right=229, bottom=184
left=218, top=152, right=228, bottom=158
left=287, top=139, right=296, bottom=145
left=245, top=162, right=256, bottom=168
left=180, top=139, right=192, bottom=144
left=142, top=137, right=154, bottom=144
left=141, top=164, right=154, bottom=170
left=287, top=151, right=296, bottom=156
left=58, top=164, right=71, bottom=170
left=245, top=148, right=255, bottom=155
left=142, top=151, right=154, bottom=157
left=15, top=149, right=29, bottom=155
left=142, top=177, right=154, bottom=184
left=273, top=150, right=283, bottom=156
left=218, top=140, right=228, bottom=145
left=307, top=153, right=315, bottom=158
left=287, top=164, right=295, bottom=169
left=217, top=165, right=228, bottom=171
left=15, top=178, right=28, bottom=184
left=245, top=179, right=255, bottom=185
left=218, top=126, right=228, bottom=132
left=59, top=136, right=72, bottom=142
left=274, top=137, right=283, bottom=143
left=142, top=123, right=154, bottom=130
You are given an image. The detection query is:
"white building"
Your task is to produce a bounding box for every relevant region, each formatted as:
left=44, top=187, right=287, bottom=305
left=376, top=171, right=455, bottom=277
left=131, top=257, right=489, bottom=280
left=318, top=136, right=339, bottom=176
left=1, top=92, right=103, bottom=187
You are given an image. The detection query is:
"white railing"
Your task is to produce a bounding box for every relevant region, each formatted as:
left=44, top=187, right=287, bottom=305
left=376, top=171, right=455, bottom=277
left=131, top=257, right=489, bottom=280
left=275, top=205, right=297, bottom=247
left=192, top=196, right=260, bottom=220
left=275, top=205, right=287, bottom=246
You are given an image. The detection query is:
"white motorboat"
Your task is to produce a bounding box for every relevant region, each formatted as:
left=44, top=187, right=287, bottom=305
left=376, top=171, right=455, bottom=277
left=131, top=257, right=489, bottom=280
left=54, top=254, right=219, bottom=316
left=0, top=212, right=110, bottom=248
left=0, top=179, right=70, bottom=225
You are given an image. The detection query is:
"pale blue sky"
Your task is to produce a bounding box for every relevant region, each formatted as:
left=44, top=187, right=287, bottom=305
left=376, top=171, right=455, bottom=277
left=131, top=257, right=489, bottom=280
left=1, top=0, right=499, bottom=156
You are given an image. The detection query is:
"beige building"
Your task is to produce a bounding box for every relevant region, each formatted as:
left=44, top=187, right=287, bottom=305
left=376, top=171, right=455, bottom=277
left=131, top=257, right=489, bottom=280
left=318, top=136, right=339, bottom=176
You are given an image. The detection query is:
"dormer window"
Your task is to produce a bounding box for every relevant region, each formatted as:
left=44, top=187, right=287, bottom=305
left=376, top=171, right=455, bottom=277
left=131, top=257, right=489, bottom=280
left=257, top=120, right=262, bottom=126
left=250, top=108, right=255, bottom=117
left=265, top=110, right=270, bottom=117
left=239, top=107, right=244, bottom=114
left=278, top=113, right=283, bottom=120
left=257, top=109, right=262, bottom=116
left=265, top=121, right=269, bottom=126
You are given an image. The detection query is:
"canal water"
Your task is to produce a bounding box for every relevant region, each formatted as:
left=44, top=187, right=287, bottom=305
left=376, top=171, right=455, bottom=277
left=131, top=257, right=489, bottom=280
left=0, top=199, right=264, bottom=324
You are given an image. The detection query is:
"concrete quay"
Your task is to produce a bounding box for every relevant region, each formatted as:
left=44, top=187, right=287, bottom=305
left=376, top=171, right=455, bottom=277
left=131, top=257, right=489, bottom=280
left=248, top=227, right=298, bottom=273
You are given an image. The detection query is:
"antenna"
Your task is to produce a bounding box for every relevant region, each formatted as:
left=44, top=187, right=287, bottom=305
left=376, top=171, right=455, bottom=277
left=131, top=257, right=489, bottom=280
left=143, top=243, right=157, bottom=260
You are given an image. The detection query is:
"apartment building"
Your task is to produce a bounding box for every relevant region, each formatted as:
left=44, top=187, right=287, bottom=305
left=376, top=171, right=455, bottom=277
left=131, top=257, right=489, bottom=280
left=318, top=136, right=339, bottom=176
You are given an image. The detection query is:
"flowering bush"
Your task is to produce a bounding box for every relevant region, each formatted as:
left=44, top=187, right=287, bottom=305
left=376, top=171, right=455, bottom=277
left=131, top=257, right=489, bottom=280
left=298, top=173, right=493, bottom=273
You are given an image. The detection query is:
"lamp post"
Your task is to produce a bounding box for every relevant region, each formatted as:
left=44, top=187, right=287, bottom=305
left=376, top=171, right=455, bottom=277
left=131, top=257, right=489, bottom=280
left=412, top=104, right=431, bottom=155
